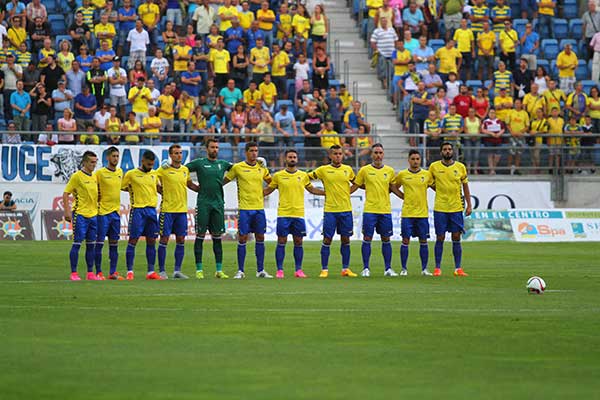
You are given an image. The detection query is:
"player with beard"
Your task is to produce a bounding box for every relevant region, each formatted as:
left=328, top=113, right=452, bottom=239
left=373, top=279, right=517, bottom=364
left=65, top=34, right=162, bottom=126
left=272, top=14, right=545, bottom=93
left=429, top=142, right=472, bottom=276
left=263, top=149, right=325, bottom=278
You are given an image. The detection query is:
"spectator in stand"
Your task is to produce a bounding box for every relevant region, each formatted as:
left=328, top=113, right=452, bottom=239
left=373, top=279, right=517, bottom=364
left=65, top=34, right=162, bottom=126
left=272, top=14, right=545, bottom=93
left=557, top=44, right=578, bottom=95
left=271, top=43, right=290, bottom=99
left=181, top=61, right=203, bottom=105
left=370, top=17, right=398, bottom=87
left=225, top=18, right=244, bottom=56
left=433, top=87, right=450, bottom=119
left=96, top=40, right=116, bottom=73
left=29, top=16, right=50, bottom=56
left=74, top=85, right=97, bottom=131
left=138, top=0, right=160, bottom=53
left=424, top=109, right=443, bottom=162
left=57, top=108, right=77, bottom=144
left=520, top=23, right=539, bottom=71
left=391, top=40, right=411, bottom=110
left=402, top=2, right=425, bottom=37
left=463, top=107, right=482, bottom=175
left=2, top=121, right=22, bottom=144
left=325, top=87, right=344, bottom=133
left=473, top=88, right=490, bottom=120
left=106, top=106, right=122, bottom=145
left=537, top=0, right=555, bottom=39
left=490, top=60, right=513, bottom=95
left=142, top=106, right=161, bottom=145
left=1, top=191, right=17, bottom=211
left=117, top=0, right=137, bottom=56
left=412, top=36, right=435, bottom=73
left=507, top=98, right=530, bottom=175
left=344, top=100, right=370, bottom=134
left=52, top=80, right=74, bottom=118
left=301, top=105, right=324, bottom=168
left=275, top=103, right=297, bottom=150
left=494, top=87, right=514, bottom=124
left=22, top=62, right=39, bottom=94
left=293, top=52, right=310, bottom=93
left=442, top=103, right=463, bottom=144
left=2, top=55, right=23, bottom=120
left=257, top=1, right=275, bottom=48
left=312, top=47, right=330, bottom=91
left=25, top=0, right=47, bottom=28
left=514, top=58, right=533, bottom=99
left=11, top=80, right=30, bottom=131
left=94, top=13, right=116, bottom=50
left=218, top=0, right=238, bottom=34
left=470, top=0, right=489, bottom=36
left=219, top=78, right=243, bottom=117
left=499, top=20, right=518, bottom=71
left=442, top=0, right=463, bottom=41
left=453, top=19, right=475, bottom=82
left=530, top=108, right=548, bottom=173
left=491, top=0, right=511, bottom=34
left=583, top=2, right=600, bottom=60
left=57, top=40, right=75, bottom=73
left=408, top=81, right=432, bottom=143
left=403, top=30, right=419, bottom=54
left=259, top=73, right=277, bottom=113
left=75, top=0, right=94, bottom=31
left=435, top=39, right=461, bottom=83
left=398, top=61, right=422, bottom=123
left=310, top=4, right=328, bottom=52
left=544, top=79, right=566, bottom=116
left=69, top=12, right=91, bottom=53
left=590, top=30, right=600, bottom=82
left=8, top=17, right=27, bottom=50
left=423, top=63, right=443, bottom=96
left=481, top=108, right=505, bottom=175
left=250, top=37, right=270, bottom=84
left=547, top=108, right=565, bottom=172
left=165, top=0, right=183, bottom=27
left=477, top=21, right=496, bottom=82
left=445, top=72, right=460, bottom=102
left=176, top=91, right=195, bottom=134
left=193, top=38, right=210, bottom=86
left=29, top=82, right=51, bottom=132
left=453, top=85, right=473, bottom=119
left=127, top=19, right=150, bottom=71
left=193, top=0, right=217, bottom=40
left=122, top=111, right=141, bottom=144
left=566, top=82, right=589, bottom=121
left=38, top=38, right=56, bottom=69
left=76, top=46, right=93, bottom=74
left=86, top=58, right=107, bottom=108
left=210, top=38, right=230, bottom=90
left=107, top=57, right=128, bottom=121
left=374, top=0, right=394, bottom=31
left=523, top=83, right=546, bottom=120
left=157, top=84, right=175, bottom=136
left=93, top=104, right=111, bottom=134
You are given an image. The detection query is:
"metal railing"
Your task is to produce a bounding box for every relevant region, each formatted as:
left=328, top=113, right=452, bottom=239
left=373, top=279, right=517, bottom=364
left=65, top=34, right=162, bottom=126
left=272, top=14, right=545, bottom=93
left=333, top=40, right=341, bottom=80
left=343, top=59, right=350, bottom=86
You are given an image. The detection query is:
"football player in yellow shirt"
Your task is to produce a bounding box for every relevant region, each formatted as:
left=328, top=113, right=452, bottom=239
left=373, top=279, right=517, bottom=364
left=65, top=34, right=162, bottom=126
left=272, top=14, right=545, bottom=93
left=429, top=142, right=472, bottom=277
left=156, top=144, right=198, bottom=279
left=121, top=151, right=162, bottom=280
left=352, top=144, right=402, bottom=277
left=224, top=142, right=272, bottom=279
left=63, top=151, right=99, bottom=281
left=394, top=150, right=434, bottom=276
left=308, top=145, right=358, bottom=278
left=263, top=149, right=325, bottom=278
left=94, top=147, right=124, bottom=280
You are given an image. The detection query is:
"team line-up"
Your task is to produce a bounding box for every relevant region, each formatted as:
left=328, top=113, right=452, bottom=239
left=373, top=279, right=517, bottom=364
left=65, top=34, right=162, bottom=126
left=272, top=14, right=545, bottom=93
left=64, top=140, right=472, bottom=281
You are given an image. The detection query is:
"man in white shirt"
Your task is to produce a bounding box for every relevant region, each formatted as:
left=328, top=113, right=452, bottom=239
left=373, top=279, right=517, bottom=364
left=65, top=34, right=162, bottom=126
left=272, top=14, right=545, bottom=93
left=146, top=79, right=161, bottom=105
left=370, top=17, right=398, bottom=87
left=2, top=55, right=23, bottom=119
left=127, top=20, right=150, bottom=70
left=66, top=60, right=86, bottom=97
left=107, top=56, right=128, bottom=120
left=94, top=104, right=111, bottom=133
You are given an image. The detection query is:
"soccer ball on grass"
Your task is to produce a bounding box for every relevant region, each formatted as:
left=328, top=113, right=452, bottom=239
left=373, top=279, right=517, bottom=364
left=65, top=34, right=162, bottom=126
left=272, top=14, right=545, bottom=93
left=526, top=276, right=546, bottom=294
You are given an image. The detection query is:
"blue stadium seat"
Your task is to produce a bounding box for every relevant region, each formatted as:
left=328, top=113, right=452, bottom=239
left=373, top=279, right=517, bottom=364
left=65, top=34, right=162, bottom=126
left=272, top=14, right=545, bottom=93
left=428, top=39, right=445, bottom=53
left=238, top=146, right=245, bottom=161
left=45, top=0, right=58, bottom=12
left=48, top=14, right=64, bottom=23
left=513, top=19, right=528, bottom=37
left=581, top=80, right=598, bottom=95
left=542, top=39, right=559, bottom=59
left=563, top=0, right=578, bottom=19
left=560, top=39, right=578, bottom=50
left=328, top=79, right=341, bottom=90
left=569, top=19, right=583, bottom=39
left=286, top=79, right=296, bottom=100
left=466, top=80, right=483, bottom=90
left=55, top=35, right=72, bottom=46
left=553, top=19, right=568, bottom=40
left=219, top=142, right=234, bottom=162
left=51, top=20, right=67, bottom=35
left=550, top=60, right=558, bottom=79
left=576, top=60, right=589, bottom=82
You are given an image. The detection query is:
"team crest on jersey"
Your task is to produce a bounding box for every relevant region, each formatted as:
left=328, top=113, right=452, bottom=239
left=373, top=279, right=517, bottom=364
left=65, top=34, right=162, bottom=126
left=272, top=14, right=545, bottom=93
left=421, top=176, right=425, bottom=182
left=384, top=173, right=388, bottom=179
left=453, top=170, right=458, bottom=176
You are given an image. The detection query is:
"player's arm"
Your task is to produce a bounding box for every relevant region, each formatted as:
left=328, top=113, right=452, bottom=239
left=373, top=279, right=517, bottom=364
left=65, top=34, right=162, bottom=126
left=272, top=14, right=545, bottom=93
left=263, top=186, right=276, bottom=196
left=306, top=185, right=325, bottom=196
left=349, top=183, right=362, bottom=194
left=463, top=181, right=472, bottom=216
left=62, top=191, right=73, bottom=222
left=187, top=180, right=199, bottom=192
left=389, top=183, right=404, bottom=199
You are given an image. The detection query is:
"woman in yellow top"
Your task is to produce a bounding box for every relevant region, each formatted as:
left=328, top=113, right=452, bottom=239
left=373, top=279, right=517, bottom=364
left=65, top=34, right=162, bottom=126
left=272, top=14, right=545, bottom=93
left=206, top=24, right=223, bottom=49
left=122, top=111, right=141, bottom=144
left=276, top=3, right=293, bottom=41
left=310, top=4, right=328, bottom=52
left=529, top=108, right=549, bottom=173
left=177, top=91, right=195, bottom=134
left=587, top=86, right=600, bottom=133
left=292, top=4, right=310, bottom=55
left=57, top=40, right=75, bottom=72
left=464, top=107, right=482, bottom=174
left=546, top=108, right=565, bottom=172
left=106, top=106, right=121, bottom=145
left=191, top=105, right=207, bottom=138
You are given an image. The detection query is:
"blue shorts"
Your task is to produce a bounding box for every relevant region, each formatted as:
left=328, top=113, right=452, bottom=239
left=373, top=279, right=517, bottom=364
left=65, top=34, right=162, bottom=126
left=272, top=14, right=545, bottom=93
left=401, top=217, right=430, bottom=239
left=362, top=213, right=393, bottom=238
left=276, top=217, right=306, bottom=237
left=323, top=211, right=353, bottom=238
left=97, top=211, right=120, bottom=241
left=73, top=213, right=98, bottom=243
left=159, top=212, right=188, bottom=237
left=238, top=210, right=267, bottom=235
left=128, top=207, right=159, bottom=239
left=433, top=211, right=464, bottom=235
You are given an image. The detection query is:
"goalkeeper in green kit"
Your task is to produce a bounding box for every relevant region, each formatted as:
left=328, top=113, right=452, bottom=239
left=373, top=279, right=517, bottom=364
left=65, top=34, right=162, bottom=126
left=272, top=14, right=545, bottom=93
left=186, top=139, right=233, bottom=279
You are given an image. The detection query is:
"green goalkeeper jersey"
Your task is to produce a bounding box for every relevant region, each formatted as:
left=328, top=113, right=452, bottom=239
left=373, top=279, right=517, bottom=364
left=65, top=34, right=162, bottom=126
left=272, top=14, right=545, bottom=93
left=185, top=158, right=232, bottom=208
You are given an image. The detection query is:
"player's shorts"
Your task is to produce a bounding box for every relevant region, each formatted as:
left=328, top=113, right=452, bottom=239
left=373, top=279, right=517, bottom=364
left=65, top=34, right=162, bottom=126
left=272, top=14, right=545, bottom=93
left=128, top=206, right=159, bottom=239
left=159, top=212, right=188, bottom=237
left=401, top=217, right=430, bottom=239
left=362, top=212, right=393, bottom=238
left=323, top=211, right=353, bottom=238
left=73, top=213, right=98, bottom=242
left=276, top=217, right=306, bottom=237
left=196, top=205, right=225, bottom=235
left=97, top=211, right=120, bottom=241
left=433, top=211, right=464, bottom=235
left=238, top=209, right=267, bottom=235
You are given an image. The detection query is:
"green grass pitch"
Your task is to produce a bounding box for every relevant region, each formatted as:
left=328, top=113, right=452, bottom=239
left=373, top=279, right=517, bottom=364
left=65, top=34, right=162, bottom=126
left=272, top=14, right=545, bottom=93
left=1, top=241, right=599, bottom=399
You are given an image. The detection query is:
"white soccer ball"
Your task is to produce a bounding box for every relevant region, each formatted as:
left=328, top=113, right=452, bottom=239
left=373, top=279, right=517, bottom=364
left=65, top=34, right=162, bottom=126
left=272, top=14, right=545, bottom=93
left=526, top=276, right=546, bottom=294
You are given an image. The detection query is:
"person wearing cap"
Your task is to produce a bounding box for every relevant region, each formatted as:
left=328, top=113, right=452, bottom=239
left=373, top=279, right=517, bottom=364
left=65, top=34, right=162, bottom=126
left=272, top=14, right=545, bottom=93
left=2, top=54, right=23, bottom=120
left=108, top=56, right=128, bottom=121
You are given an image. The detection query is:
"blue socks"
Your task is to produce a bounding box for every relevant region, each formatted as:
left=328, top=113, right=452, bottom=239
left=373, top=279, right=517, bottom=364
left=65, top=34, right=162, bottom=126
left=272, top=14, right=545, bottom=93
left=85, top=242, right=95, bottom=273
left=255, top=241, right=265, bottom=272
left=146, top=244, right=156, bottom=272
left=320, top=243, right=330, bottom=270
left=109, top=243, right=118, bottom=275
left=434, top=240, right=444, bottom=268
left=341, top=243, right=350, bottom=269
left=452, top=241, right=462, bottom=269
left=237, top=242, right=246, bottom=272
left=420, top=243, right=429, bottom=271
left=361, top=240, right=371, bottom=270
left=158, top=243, right=167, bottom=273
left=293, top=245, right=303, bottom=271
left=275, top=243, right=285, bottom=270
left=175, top=243, right=185, bottom=272
left=69, top=242, right=81, bottom=273
left=382, top=241, right=392, bottom=271
left=400, top=244, right=409, bottom=270
left=126, top=243, right=135, bottom=271
left=94, top=242, right=104, bottom=273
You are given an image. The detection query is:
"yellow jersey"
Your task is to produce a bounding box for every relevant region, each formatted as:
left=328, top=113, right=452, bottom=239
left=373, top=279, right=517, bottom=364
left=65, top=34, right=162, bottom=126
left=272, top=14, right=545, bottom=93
left=292, top=14, right=310, bottom=38
left=477, top=31, right=496, bottom=56
left=546, top=117, right=564, bottom=145
left=320, top=130, right=341, bottom=148
left=250, top=46, right=270, bottom=74
left=94, top=23, right=116, bottom=49
left=209, top=49, right=230, bottom=74
left=453, top=28, right=474, bottom=52
left=507, top=109, right=530, bottom=134
left=259, top=81, right=277, bottom=104
left=173, top=44, right=192, bottom=72
left=269, top=169, right=311, bottom=218
left=556, top=51, right=577, bottom=78
left=393, top=48, right=411, bottom=76
left=435, top=46, right=461, bottom=74
left=429, top=160, right=468, bottom=213
left=158, top=94, right=175, bottom=120
left=276, top=13, right=292, bottom=39
left=156, top=165, right=191, bottom=213
left=499, top=29, right=518, bottom=53
left=225, top=161, right=271, bottom=210
left=239, top=10, right=254, bottom=30
left=138, top=3, right=160, bottom=27
left=394, top=168, right=433, bottom=218
left=128, top=86, right=151, bottom=113
left=308, top=164, right=355, bottom=213
left=544, top=89, right=566, bottom=114
left=121, top=168, right=159, bottom=209
left=243, top=89, right=262, bottom=107
left=95, top=167, right=123, bottom=216
left=523, top=93, right=546, bottom=119
left=494, top=95, right=513, bottom=122
left=218, top=5, right=238, bottom=31
left=355, top=164, right=395, bottom=214
left=64, top=170, right=99, bottom=218
left=257, top=9, right=275, bottom=31
left=271, top=51, right=290, bottom=77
